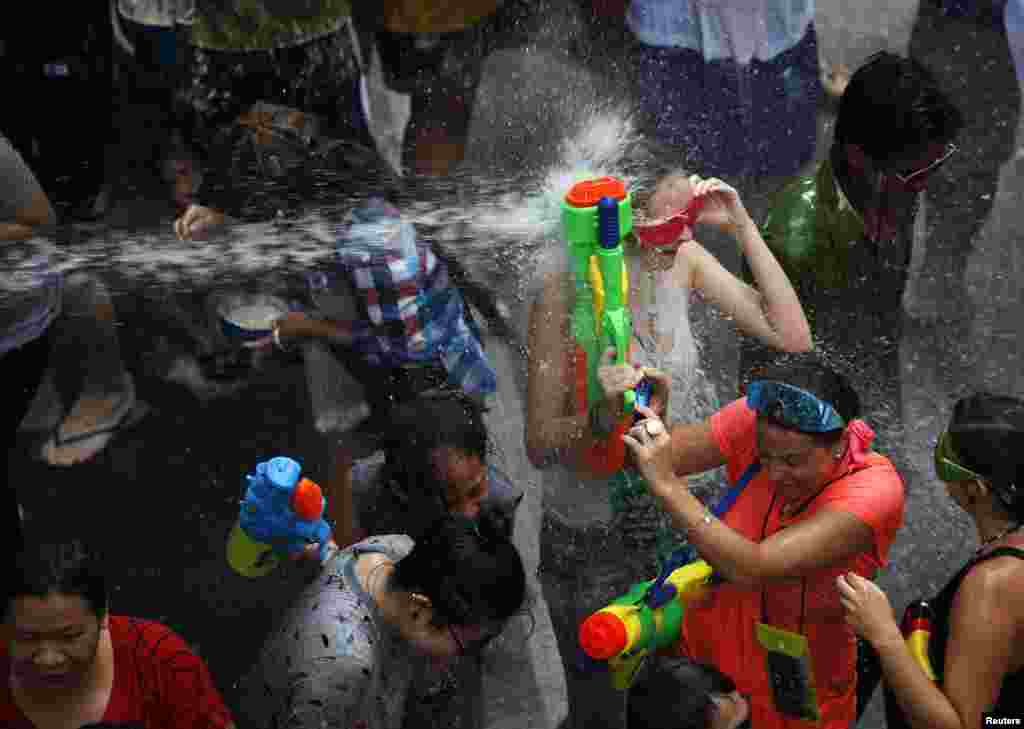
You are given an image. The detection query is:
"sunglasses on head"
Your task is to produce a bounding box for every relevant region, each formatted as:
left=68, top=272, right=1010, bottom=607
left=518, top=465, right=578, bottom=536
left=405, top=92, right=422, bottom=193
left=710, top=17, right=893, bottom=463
left=933, top=430, right=985, bottom=483
left=891, top=142, right=958, bottom=186
left=746, top=380, right=845, bottom=433
left=634, top=195, right=706, bottom=249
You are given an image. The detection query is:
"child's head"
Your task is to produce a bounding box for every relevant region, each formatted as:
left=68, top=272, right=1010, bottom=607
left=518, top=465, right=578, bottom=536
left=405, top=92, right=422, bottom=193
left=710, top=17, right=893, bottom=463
left=647, top=172, right=697, bottom=221
left=633, top=171, right=701, bottom=271
left=382, top=394, right=490, bottom=524
left=391, top=512, right=526, bottom=652
left=627, top=658, right=750, bottom=729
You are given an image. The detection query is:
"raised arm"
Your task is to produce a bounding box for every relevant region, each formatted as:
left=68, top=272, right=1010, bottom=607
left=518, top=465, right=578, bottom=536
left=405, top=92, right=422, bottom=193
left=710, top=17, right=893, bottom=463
left=686, top=178, right=812, bottom=353
left=625, top=406, right=873, bottom=587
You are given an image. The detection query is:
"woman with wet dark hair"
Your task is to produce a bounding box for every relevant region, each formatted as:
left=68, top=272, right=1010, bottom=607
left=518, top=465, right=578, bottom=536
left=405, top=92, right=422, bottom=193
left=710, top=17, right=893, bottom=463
left=839, top=393, right=1024, bottom=729
left=235, top=512, right=526, bottom=729
left=357, top=393, right=523, bottom=541
left=624, top=350, right=905, bottom=729
left=627, top=658, right=750, bottom=729
left=1, top=535, right=234, bottom=728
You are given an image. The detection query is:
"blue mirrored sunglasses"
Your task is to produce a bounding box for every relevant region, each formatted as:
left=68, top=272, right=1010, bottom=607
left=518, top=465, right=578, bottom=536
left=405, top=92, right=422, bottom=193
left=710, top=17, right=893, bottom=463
left=746, top=381, right=845, bottom=433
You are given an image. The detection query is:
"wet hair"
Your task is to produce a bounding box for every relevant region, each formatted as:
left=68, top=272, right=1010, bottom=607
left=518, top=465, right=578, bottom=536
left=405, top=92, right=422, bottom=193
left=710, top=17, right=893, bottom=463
left=643, top=169, right=695, bottom=216
left=390, top=512, right=526, bottom=627
left=3, top=536, right=108, bottom=620
left=627, top=658, right=738, bottom=729
left=381, top=394, right=489, bottom=523
left=746, top=351, right=861, bottom=446
left=948, top=393, right=1024, bottom=521
left=835, top=52, right=963, bottom=163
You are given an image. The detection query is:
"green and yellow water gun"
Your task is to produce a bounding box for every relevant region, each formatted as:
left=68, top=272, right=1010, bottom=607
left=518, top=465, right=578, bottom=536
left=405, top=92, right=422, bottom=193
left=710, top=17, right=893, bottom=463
left=578, top=559, right=715, bottom=689
left=562, top=176, right=640, bottom=476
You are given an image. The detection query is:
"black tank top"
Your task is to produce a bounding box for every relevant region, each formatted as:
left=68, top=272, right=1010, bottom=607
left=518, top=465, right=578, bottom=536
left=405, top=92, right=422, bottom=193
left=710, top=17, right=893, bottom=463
left=885, top=543, right=1024, bottom=727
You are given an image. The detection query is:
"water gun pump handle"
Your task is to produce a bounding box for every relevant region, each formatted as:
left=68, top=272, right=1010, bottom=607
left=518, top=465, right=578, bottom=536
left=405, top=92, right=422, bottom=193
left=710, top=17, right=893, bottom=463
left=645, top=548, right=693, bottom=608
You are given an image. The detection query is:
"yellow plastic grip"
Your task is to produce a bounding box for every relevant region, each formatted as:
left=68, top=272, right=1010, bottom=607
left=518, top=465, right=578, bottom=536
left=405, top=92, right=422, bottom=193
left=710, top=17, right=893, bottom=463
left=589, top=255, right=630, bottom=341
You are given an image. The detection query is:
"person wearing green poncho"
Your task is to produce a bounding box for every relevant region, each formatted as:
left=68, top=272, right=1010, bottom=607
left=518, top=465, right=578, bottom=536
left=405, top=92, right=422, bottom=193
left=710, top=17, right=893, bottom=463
left=743, top=52, right=963, bottom=437
left=759, top=53, right=962, bottom=312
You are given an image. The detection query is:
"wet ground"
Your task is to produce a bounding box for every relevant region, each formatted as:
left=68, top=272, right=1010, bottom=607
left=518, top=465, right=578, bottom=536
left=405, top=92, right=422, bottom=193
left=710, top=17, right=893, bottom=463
left=7, top=1, right=1024, bottom=728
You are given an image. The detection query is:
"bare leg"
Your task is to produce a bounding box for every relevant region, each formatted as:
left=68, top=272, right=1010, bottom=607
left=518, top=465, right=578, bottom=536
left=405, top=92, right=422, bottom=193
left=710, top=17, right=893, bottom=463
left=42, top=274, right=139, bottom=466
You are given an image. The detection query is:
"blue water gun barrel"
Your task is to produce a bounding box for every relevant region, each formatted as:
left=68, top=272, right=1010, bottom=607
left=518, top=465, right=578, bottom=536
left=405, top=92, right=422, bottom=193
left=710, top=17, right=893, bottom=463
left=599, top=196, right=620, bottom=250
left=227, top=457, right=332, bottom=577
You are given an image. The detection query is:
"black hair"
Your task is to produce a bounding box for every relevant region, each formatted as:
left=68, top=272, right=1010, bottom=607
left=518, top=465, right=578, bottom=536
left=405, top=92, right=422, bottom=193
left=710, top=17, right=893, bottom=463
left=381, top=394, right=489, bottom=519
left=835, top=52, right=963, bottom=163
left=948, top=393, right=1024, bottom=521
left=746, top=351, right=861, bottom=446
left=4, top=536, right=108, bottom=620
left=627, top=658, right=738, bottom=729
left=391, top=512, right=526, bottom=627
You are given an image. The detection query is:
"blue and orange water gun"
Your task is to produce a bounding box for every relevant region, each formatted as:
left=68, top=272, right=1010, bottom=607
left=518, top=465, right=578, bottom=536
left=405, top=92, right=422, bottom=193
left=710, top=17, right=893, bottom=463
left=563, top=176, right=645, bottom=476
left=226, top=456, right=332, bottom=577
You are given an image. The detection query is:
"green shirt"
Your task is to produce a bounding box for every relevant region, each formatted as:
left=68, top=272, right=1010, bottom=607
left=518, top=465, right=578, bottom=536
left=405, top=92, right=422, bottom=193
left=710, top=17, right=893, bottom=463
left=762, top=158, right=866, bottom=293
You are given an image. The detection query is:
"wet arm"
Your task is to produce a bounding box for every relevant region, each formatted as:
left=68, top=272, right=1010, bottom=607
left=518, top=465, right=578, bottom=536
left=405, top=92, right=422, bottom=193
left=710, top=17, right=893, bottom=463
left=284, top=316, right=352, bottom=342
left=525, top=274, right=607, bottom=469
left=690, top=216, right=812, bottom=352
left=876, top=561, right=1022, bottom=729
left=649, top=469, right=872, bottom=586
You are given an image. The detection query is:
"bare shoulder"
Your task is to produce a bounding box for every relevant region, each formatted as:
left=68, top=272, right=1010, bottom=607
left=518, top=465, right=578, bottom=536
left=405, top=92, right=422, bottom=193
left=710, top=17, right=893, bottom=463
left=963, top=552, right=1024, bottom=606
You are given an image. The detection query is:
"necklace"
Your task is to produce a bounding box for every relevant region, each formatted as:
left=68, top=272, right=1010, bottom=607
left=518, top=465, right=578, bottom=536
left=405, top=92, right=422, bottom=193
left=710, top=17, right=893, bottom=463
left=976, top=522, right=1024, bottom=555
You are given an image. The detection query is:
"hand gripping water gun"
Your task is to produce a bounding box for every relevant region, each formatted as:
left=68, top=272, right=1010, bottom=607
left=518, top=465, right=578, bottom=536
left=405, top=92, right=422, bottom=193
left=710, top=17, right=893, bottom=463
left=578, top=558, right=714, bottom=689
left=900, top=600, right=937, bottom=681
left=563, top=176, right=642, bottom=476
left=226, top=456, right=333, bottom=577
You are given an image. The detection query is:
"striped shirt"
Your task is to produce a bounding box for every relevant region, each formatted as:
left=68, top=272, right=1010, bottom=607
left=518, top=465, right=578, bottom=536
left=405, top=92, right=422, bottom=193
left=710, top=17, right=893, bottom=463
left=307, top=204, right=496, bottom=398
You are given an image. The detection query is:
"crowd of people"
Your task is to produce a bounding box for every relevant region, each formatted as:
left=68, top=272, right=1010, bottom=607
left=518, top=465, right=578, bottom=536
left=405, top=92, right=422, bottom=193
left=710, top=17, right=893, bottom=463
left=2, top=2, right=1024, bottom=729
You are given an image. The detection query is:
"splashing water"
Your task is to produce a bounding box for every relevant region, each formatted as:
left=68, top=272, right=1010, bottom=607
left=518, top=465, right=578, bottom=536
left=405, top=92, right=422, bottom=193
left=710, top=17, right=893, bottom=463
left=2, top=103, right=710, bottom=427
left=2, top=109, right=657, bottom=299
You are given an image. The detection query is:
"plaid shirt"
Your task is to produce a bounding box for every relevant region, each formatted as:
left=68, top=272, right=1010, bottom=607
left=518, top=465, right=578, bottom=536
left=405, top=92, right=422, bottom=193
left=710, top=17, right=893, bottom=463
left=308, top=203, right=496, bottom=398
